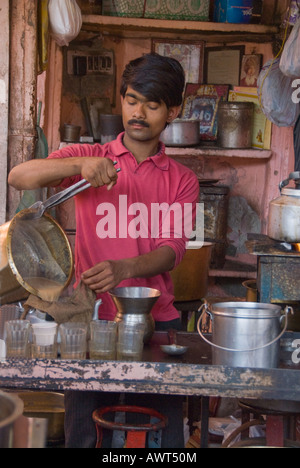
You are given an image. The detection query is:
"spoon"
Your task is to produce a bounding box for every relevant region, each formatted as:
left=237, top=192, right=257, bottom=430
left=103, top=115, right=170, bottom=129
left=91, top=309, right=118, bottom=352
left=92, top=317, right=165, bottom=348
left=160, top=329, right=188, bottom=355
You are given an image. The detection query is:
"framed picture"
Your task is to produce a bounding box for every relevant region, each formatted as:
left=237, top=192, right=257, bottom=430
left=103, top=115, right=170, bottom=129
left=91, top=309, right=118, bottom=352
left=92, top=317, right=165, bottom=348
left=204, top=46, right=245, bottom=86
left=151, top=39, right=204, bottom=84
left=181, top=83, right=229, bottom=141
left=240, top=54, right=263, bottom=88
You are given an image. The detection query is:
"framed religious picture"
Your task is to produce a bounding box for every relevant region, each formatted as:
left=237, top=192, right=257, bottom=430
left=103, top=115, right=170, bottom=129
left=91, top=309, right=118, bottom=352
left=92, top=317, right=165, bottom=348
left=240, top=54, right=263, bottom=87
left=204, top=46, right=245, bottom=86
left=181, top=83, right=229, bottom=141
left=151, top=39, right=204, bottom=84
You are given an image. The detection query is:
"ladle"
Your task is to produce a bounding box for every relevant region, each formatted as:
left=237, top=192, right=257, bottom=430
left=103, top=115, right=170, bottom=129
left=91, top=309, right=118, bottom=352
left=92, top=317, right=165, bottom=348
left=160, top=329, right=188, bottom=356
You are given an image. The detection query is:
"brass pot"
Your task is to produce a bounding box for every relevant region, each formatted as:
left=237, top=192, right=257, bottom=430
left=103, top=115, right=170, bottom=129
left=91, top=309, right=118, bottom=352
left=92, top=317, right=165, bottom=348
left=242, top=280, right=257, bottom=302
left=170, top=242, right=213, bottom=302
left=17, top=391, right=65, bottom=444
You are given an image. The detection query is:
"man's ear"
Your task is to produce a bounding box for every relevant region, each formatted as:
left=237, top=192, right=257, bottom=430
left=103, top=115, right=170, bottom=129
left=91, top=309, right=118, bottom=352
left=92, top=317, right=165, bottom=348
left=166, top=105, right=181, bottom=123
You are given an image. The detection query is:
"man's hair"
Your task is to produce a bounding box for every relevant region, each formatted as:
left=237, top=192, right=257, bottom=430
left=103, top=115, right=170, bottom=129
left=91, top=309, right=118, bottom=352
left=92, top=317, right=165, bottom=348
left=120, top=53, right=185, bottom=108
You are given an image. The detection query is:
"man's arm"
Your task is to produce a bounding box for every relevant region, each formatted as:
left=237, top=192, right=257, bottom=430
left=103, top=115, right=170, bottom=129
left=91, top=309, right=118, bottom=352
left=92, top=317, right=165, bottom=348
left=81, top=246, right=176, bottom=294
left=8, top=156, right=118, bottom=190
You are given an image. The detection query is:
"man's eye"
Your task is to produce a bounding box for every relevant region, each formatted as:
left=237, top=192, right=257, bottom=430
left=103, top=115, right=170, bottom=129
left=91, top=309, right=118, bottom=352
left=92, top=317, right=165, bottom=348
left=148, top=104, right=158, bottom=110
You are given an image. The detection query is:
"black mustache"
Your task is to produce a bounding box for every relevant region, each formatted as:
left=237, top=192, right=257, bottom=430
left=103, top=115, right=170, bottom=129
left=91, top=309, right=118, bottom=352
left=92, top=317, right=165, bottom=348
left=127, top=119, right=150, bottom=128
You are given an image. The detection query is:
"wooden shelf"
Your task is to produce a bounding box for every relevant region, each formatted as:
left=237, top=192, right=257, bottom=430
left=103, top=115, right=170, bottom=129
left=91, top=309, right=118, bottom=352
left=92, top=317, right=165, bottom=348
left=81, top=15, right=278, bottom=41
left=209, top=259, right=257, bottom=279
left=166, top=146, right=272, bottom=159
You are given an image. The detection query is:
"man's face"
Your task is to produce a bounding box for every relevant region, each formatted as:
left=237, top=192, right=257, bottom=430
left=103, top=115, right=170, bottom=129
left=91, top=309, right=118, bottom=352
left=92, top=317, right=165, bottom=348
left=121, top=86, right=179, bottom=142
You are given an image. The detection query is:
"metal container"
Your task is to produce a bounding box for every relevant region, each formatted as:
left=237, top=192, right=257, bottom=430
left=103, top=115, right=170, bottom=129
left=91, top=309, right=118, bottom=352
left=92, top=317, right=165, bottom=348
left=109, top=287, right=161, bottom=343
left=62, top=124, right=81, bottom=142
left=99, top=114, right=124, bottom=143
left=17, top=391, right=65, bottom=445
left=217, top=102, right=254, bottom=148
left=242, top=280, right=258, bottom=302
left=0, top=391, right=24, bottom=448
left=197, top=302, right=292, bottom=368
left=170, top=242, right=212, bottom=302
left=268, top=171, right=300, bottom=243
left=160, top=119, right=200, bottom=147
left=199, top=184, right=229, bottom=268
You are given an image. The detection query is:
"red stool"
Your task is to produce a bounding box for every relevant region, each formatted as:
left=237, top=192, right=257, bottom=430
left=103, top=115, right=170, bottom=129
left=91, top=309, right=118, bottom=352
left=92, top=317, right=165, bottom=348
left=92, top=405, right=168, bottom=448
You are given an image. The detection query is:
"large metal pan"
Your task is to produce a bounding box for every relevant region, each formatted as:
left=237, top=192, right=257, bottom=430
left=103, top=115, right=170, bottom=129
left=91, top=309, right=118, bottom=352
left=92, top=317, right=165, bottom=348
left=160, top=119, right=200, bottom=147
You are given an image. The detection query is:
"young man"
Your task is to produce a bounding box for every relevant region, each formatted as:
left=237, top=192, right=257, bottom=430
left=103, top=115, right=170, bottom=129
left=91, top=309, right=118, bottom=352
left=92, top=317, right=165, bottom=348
left=8, top=53, right=199, bottom=447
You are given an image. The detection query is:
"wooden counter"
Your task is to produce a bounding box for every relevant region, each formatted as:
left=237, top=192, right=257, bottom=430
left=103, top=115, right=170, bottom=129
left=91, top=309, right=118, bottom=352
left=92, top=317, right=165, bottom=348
left=1, top=332, right=300, bottom=402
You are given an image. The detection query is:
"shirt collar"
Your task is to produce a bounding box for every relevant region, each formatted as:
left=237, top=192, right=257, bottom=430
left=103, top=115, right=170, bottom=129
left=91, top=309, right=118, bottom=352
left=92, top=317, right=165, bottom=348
left=110, top=132, right=170, bottom=171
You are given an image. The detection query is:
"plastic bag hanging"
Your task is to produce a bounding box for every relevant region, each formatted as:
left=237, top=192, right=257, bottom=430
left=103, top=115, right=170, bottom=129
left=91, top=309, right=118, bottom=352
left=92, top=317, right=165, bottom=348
left=280, top=17, right=300, bottom=78
left=48, top=0, right=82, bottom=47
left=257, top=58, right=300, bottom=127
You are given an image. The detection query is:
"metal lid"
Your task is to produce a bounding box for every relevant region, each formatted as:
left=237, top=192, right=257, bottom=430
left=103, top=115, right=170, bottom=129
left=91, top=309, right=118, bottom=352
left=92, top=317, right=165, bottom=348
left=281, top=188, right=300, bottom=197
left=218, top=102, right=254, bottom=110
left=210, top=302, right=282, bottom=318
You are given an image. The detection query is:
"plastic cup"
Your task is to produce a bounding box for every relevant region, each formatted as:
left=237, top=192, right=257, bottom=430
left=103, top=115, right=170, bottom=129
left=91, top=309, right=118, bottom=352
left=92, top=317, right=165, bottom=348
left=59, top=322, right=87, bottom=359
left=4, top=320, right=31, bottom=358
left=117, top=322, right=145, bottom=361
left=31, top=322, right=58, bottom=358
left=89, top=320, right=117, bottom=360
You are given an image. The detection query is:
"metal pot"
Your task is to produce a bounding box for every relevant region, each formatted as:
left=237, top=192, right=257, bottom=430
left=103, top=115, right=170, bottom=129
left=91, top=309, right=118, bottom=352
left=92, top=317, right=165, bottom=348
left=0, top=391, right=24, bottom=448
left=17, top=391, right=65, bottom=445
left=197, top=301, right=293, bottom=368
left=160, top=119, right=200, bottom=147
left=217, top=102, right=254, bottom=148
left=268, top=171, right=300, bottom=243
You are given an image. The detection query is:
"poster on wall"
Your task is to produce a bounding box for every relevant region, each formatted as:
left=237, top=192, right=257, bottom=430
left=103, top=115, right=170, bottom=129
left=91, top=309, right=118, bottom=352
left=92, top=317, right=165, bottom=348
left=181, top=83, right=229, bottom=141
left=152, top=39, right=204, bottom=83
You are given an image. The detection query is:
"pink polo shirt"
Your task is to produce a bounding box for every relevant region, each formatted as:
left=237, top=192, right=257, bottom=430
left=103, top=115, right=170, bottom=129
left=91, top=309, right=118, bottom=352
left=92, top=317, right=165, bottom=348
left=48, top=133, right=199, bottom=322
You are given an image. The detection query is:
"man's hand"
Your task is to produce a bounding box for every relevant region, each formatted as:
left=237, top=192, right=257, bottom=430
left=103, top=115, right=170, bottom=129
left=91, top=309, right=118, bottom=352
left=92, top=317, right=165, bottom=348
left=81, top=246, right=176, bottom=294
left=80, top=157, right=118, bottom=190
left=81, top=260, right=128, bottom=294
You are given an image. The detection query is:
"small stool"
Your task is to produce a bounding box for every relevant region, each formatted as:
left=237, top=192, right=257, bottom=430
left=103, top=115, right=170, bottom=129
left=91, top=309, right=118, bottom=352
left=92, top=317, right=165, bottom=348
left=92, top=405, right=168, bottom=448
left=236, top=400, right=300, bottom=447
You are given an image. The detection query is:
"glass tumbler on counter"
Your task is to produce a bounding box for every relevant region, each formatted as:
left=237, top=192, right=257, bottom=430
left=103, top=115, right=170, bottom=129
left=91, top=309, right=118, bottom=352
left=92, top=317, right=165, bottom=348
left=31, top=322, right=58, bottom=359
left=116, top=322, right=145, bottom=361
left=59, top=322, right=88, bottom=359
left=4, top=320, right=31, bottom=358
left=89, top=320, right=117, bottom=360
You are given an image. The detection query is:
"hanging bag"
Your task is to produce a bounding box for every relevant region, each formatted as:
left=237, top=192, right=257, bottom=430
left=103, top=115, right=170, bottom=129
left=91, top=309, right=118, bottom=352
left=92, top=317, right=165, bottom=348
left=48, top=0, right=82, bottom=47
left=280, top=17, right=300, bottom=78
left=257, top=58, right=300, bottom=127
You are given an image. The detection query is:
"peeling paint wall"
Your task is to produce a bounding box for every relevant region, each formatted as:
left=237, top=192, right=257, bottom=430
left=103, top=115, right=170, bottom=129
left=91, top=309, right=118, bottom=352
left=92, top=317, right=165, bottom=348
left=7, top=0, right=38, bottom=219
left=0, top=0, right=9, bottom=224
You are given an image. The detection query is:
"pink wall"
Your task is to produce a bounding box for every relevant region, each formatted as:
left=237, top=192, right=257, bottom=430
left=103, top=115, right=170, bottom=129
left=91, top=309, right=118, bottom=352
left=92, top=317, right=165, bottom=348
left=39, top=32, right=296, bottom=265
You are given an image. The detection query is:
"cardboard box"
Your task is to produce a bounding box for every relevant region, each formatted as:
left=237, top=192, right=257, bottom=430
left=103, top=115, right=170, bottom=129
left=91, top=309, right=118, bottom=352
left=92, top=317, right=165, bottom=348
left=214, top=0, right=253, bottom=24
left=102, top=0, right=210, bottom=21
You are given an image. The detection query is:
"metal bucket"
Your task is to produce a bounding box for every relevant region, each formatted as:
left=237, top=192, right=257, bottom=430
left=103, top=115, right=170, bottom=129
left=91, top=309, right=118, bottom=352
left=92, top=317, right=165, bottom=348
left=0, top=391, right=24, bottom=448
left=217, top=102, right=254, bottom=148
left=197, top=302, right=293, bottom=368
